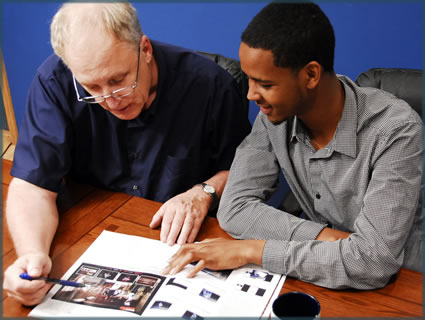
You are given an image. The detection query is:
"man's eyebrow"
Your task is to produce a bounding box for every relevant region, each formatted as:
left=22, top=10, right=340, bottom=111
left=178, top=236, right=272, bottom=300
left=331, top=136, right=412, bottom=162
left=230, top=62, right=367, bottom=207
left=79, top=71, right=128, bottom=86
left=251, top=77, right=272, bottom=83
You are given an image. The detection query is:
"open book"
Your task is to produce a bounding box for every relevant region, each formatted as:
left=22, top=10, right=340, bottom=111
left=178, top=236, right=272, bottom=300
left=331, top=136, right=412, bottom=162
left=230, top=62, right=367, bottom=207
left=30, top=231, right=285, bottom=318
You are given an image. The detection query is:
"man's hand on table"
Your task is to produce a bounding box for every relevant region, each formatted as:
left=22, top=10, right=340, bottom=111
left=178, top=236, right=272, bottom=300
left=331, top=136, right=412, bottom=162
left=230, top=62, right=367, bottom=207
left=3, top=253, right=53, bottom=306
left=161, top=238, right=266, bottom=277
left=150, top=185, right=212, bottom=245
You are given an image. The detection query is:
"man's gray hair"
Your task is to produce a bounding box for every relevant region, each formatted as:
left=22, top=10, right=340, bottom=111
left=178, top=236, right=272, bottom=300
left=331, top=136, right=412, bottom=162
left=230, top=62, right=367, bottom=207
left=50, top=2, right=143, bottom=63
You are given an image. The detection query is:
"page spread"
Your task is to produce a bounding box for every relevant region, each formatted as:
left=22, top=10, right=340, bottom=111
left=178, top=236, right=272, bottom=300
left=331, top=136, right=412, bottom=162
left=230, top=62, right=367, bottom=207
left=30, top=231, right=285, bottom=318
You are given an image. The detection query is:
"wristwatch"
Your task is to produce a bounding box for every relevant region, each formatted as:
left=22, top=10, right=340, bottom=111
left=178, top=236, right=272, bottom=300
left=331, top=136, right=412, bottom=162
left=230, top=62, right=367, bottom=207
left=198, top=182, right=219, bottom=210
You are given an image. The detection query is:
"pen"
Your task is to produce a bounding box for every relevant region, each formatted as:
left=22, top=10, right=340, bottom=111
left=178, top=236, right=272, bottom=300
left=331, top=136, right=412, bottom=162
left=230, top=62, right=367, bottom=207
left=20, top=272, right=85, bottom=288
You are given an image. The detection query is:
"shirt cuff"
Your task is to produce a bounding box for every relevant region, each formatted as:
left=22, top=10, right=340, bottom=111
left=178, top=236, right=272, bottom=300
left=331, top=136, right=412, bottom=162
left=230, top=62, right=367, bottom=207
left=262, top=240, right=289, bottom=274
left=291, top=219, right=327, bottom=242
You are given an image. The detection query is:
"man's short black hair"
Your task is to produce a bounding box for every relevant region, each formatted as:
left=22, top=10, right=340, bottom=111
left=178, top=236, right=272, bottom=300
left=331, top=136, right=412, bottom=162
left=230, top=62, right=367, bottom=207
left=241, top=2, right=335, bottom=73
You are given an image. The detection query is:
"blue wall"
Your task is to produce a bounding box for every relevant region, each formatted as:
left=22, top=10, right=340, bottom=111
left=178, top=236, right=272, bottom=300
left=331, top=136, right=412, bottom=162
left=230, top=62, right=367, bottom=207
left=2, top=1, right=423, bottom=130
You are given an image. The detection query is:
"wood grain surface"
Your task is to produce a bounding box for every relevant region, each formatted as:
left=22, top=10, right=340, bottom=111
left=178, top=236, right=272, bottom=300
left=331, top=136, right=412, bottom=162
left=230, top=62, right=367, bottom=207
left=2, top=159, right=422, bottom=318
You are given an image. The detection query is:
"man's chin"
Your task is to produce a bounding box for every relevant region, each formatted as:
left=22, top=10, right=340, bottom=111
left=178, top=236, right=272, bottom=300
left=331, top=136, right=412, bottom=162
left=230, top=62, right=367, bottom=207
left=111, top=106, right=142, bottom=120
left=266, top=115, right=286, bottom=125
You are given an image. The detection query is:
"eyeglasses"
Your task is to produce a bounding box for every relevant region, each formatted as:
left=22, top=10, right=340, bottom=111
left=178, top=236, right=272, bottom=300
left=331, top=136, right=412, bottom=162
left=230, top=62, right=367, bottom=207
left=73, top=46, right=141, bottom=104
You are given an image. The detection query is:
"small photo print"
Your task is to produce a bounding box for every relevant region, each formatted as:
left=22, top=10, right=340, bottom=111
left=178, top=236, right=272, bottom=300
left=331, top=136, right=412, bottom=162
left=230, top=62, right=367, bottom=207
left=246, top=269, right=273, bottom=282
left=151, top=300, right=172, bottom=310
left=202, top=268, right=232, bottom=281
left=137, top=275, right=159, bottom=287
left=190, top=262, right=232, bottom=281
left=256, top=288, right=266, bottom=296
left=182, top=310, right=204, bottom=320
left=199, top=288, right=220, bottom=302
left=117, top=273, right=138, bottom=283
left=76, top=266, right=98, bottom=276
left=98, top=270, right=118, bottom=280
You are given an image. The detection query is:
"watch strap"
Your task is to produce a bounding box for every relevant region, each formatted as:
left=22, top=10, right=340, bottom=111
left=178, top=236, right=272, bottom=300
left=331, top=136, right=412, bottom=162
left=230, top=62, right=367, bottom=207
left=199, top=183, right=219, bottom=210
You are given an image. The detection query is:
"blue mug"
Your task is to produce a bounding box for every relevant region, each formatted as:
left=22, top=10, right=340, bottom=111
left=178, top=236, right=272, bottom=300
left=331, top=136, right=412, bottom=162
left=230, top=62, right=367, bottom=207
left=272, top=291, right=320, bottom=319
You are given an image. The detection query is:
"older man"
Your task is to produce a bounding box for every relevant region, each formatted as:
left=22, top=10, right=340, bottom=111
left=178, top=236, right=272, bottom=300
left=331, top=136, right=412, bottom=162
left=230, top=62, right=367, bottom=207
left=4, top=2, right=250, bottom=305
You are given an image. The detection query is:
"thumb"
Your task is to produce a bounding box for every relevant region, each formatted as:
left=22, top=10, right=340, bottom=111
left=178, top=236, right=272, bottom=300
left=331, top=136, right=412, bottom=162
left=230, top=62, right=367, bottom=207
left=150, top=207, right=164, bottom=228
left=26, top=254, right=51, bottom=277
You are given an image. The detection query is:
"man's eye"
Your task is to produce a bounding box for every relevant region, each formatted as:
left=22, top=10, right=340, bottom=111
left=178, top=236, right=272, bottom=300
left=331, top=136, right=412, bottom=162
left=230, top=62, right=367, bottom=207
left=88, top=85, right=100, bottom=92
left=110, top=78, right=124, bottom=86
left=261, top=84, right=272, bottom=89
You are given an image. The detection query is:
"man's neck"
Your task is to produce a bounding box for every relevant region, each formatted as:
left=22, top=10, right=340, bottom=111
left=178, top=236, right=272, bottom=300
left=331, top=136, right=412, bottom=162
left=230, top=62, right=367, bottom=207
left=301, top=74, right=345, bottom=150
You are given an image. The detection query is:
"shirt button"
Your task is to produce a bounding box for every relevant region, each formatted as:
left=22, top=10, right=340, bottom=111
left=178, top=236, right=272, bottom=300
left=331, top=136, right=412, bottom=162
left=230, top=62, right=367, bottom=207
left=132, top=185, right=139, bottom=191
left=316, top=193, right=321, bottom=199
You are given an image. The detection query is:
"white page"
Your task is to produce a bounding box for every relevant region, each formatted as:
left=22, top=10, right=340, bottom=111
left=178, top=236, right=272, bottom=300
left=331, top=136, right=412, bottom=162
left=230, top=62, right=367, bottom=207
left=30, top=231, right=285, bottom=318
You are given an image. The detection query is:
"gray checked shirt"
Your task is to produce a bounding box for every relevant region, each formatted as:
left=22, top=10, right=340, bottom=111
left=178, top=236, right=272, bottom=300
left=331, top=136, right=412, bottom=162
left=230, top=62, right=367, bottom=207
left=218, top=75, right=423, bottom=290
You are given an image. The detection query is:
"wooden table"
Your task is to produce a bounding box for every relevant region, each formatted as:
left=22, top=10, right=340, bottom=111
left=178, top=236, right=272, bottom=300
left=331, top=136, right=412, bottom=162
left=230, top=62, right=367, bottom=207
left=2, top=159, right=423, bottom=318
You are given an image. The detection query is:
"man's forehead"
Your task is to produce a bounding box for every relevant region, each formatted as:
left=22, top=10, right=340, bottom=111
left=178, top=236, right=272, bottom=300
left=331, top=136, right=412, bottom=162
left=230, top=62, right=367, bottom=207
left=65, top=39, right=135, bottom=81
left=239, top=43, right=282, bottom=79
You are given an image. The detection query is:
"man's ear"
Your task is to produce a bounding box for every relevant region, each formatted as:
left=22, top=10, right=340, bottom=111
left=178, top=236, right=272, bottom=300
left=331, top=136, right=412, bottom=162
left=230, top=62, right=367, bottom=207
left=140, top=35, right=153, bottom=63
left=303, top=61, right=321, bottom=89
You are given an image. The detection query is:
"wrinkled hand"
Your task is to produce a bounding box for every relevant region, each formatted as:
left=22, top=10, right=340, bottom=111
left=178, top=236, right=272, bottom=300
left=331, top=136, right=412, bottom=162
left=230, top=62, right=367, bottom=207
left=150, top=187, right=211, bottom=245
left=161, top=238, right=266, bottom=278
left=4, top=253, right=53, bottom=306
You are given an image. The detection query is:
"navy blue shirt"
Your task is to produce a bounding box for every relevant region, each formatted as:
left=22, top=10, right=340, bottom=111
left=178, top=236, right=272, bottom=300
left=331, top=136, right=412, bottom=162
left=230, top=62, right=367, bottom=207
left=12, top=40, right=251, bottom=203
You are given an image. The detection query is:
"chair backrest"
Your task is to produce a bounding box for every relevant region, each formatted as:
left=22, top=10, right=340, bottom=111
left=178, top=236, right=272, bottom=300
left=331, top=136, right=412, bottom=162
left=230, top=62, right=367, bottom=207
left=197, top=51, right=249, bottom=116
left=355, top=68, right=422, bottom=117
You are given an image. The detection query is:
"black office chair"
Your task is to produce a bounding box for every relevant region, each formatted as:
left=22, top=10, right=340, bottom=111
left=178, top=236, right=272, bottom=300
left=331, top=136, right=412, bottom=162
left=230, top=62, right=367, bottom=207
left=355, top=68, right=422, bottom=117
left=280, top=67, right=423, bottom=215
left=197, top=51, right=249, bottom=116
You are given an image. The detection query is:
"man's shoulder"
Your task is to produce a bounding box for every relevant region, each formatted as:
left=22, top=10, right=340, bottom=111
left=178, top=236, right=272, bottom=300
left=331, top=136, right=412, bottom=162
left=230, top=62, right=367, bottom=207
left=151, top=40, right=234, bottom=82
left=340, top=75, right=422, bottom=135
left=37, top=53, right=71, bottom=83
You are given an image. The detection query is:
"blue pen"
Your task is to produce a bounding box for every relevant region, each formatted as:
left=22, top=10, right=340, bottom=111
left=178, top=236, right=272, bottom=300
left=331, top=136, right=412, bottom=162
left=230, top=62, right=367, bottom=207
left=20, top=272, right=85, bottom=288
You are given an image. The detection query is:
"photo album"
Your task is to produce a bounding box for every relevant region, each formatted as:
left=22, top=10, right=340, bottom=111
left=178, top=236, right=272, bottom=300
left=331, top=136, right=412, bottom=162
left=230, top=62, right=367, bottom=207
left=29, top=231, right=285, bottom=318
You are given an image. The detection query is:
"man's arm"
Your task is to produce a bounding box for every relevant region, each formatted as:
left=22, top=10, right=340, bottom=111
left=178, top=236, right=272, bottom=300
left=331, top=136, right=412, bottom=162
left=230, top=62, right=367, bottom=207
left=150, top=59, right=251, bottom=246
left=217, top=114, right=422, bottom=290
left=161, top=231, right=351, bottom=278
left=3, top=178, right=59, bottom=306
left=150, top=170, right=228, bottom=245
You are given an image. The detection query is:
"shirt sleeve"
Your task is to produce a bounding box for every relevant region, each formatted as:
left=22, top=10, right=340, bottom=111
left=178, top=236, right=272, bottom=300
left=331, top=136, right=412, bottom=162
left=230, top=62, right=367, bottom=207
left=218, top=114, right=326, bottom=239
left=218, top=113, right=422, bottom=290
left=11, top=71, right=73, bottom=192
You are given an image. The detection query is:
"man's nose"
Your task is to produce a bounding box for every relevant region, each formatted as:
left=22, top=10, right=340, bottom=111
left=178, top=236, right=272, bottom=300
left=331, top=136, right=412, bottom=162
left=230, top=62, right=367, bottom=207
left=247, top=83, right=260, bottom=101
left=104, top=96, right=121, bottom=110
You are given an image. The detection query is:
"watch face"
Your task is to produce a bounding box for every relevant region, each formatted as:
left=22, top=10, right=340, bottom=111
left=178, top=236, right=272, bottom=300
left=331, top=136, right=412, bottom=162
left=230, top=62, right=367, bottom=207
left=204, top=185, right=215, bottom=193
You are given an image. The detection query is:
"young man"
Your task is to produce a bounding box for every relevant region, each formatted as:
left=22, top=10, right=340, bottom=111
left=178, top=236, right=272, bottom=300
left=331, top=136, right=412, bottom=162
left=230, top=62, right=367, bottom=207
left=4, top=3, right=251, bottom=305
left=163, top=2, right=423, bottom=290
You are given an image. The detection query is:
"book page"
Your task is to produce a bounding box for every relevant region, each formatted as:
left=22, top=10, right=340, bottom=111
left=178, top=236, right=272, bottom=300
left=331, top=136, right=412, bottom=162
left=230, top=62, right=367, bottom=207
left=30, top=231, right=285, bottom=318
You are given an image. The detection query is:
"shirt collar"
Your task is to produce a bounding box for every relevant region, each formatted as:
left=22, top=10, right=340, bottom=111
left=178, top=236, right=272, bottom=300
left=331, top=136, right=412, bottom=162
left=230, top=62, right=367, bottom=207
left=333, top=76, right=357, bottom=158
left=289, top=117, right=304, bottom=143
